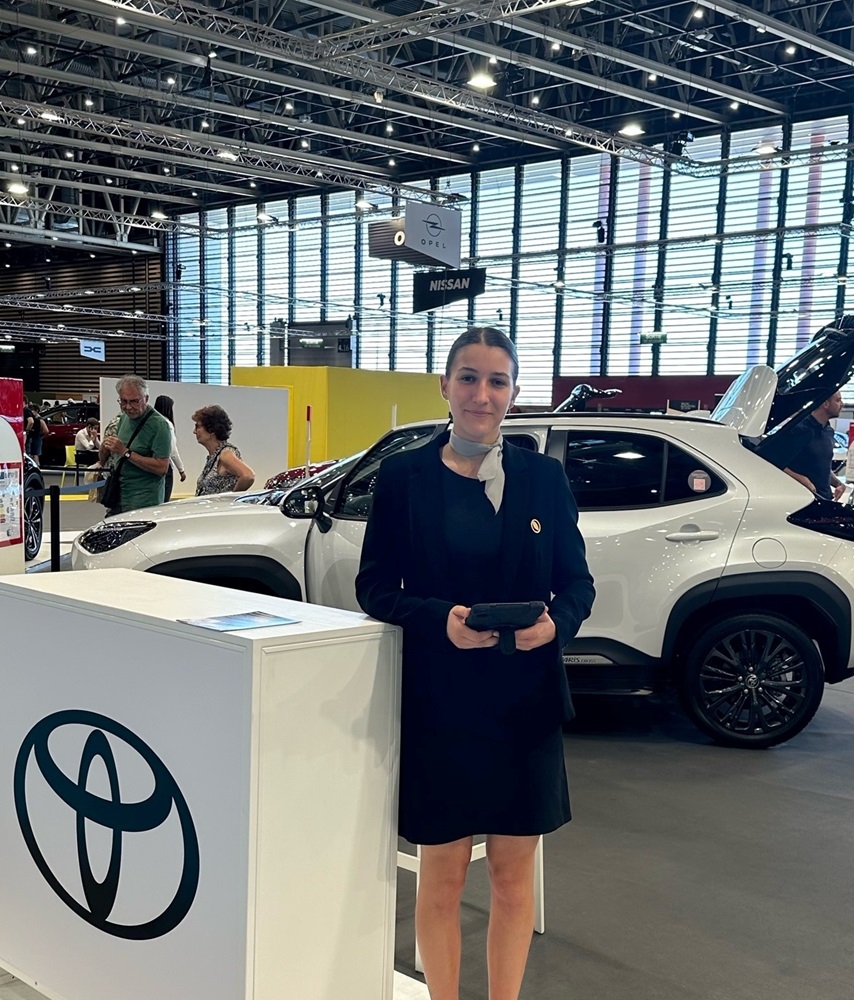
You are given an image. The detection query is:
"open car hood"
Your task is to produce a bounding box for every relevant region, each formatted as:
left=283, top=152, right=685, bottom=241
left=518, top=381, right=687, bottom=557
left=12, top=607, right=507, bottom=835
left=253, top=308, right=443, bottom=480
left=711, top=316, right=854, bottom=441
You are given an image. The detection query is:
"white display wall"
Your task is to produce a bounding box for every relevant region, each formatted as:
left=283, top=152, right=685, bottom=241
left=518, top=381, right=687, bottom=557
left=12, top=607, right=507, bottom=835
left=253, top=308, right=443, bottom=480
left=99, top=378, right=290, bottom=495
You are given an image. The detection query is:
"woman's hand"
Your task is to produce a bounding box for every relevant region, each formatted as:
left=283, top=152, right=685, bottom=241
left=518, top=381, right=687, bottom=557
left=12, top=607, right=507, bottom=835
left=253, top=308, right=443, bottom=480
left=179, top=470, right=187, bottom=482
left=446, top=606, right=499, bottom=650
left=514, top=607, right=556, bottom=652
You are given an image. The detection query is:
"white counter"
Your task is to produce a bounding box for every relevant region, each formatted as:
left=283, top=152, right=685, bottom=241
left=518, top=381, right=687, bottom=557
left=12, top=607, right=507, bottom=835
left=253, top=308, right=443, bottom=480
left=0, top=569, right=401, bottom=1000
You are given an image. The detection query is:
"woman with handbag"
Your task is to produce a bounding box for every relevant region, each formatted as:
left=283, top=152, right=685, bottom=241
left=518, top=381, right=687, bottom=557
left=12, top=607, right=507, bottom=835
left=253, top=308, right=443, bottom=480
left=356, top=327, right=595, bottom=1000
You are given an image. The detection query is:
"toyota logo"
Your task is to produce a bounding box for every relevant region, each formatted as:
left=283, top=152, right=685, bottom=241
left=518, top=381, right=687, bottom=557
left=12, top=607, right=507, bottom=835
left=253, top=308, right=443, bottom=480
left=423, top=214, right=446, bottom=237
left=14, top=710, right=199, bottom=940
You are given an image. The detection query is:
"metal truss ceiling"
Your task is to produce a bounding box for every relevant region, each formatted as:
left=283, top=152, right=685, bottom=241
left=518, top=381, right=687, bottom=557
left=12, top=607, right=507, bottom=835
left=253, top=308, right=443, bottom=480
left=0, top=0, right=851, bottom=254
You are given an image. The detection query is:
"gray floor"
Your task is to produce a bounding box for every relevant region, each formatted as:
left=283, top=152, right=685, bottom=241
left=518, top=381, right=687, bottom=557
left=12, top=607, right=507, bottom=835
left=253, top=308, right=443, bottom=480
left=35, top=488, right=854, bottom=999
left=395, top=687, right=854, bottom=1000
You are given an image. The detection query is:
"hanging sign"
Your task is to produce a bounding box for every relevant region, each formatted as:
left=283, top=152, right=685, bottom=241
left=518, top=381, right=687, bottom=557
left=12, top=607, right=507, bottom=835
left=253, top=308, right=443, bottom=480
left=80, top=339, right=106, bottom=362
left=412, top=268, right=486, bottom=313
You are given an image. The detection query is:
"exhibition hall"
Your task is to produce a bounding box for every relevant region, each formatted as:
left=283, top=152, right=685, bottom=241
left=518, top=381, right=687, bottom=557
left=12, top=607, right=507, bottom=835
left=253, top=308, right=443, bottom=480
left=1, top=1, right=854, bottom=998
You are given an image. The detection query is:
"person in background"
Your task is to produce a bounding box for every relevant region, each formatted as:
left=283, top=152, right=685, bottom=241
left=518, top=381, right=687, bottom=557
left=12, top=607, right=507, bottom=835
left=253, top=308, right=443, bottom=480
left=192, top=405, right=255, bottom=495
left=99, top=374, right=172, bottom=514
left=356, top=326, right=594, bottom=1000
left=74, top=417, right=101, bottom=466
left=153, top=395, right=186, bottom=502
left=783, top=390, right=845, bottom=500
left=25, top=403, right=48, bottom=467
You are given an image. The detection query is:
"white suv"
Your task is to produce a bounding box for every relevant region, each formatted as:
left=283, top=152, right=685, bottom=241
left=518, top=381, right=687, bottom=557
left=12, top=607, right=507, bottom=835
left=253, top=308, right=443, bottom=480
left=73, top=321, right=854, bottom=748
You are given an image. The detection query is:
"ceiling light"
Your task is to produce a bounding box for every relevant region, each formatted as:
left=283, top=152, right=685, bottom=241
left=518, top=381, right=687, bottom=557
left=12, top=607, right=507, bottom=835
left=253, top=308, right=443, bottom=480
left=84, top=97, right=94, bottom=107
left=4, top=243, right=9, bottom=248
left=129, top=285, right=141, bottom=292
left=469, top=71, right=496, bottom=89
left=672, top=112, right=682, bottom=119
left=532, top=95, right=540, bottom=105
left=89, top=253, right=96, bottom=258
left=7, top=181, right=28, bottom=196
left=355, top=196, right=372, bottom=210
left=754, top=140, right=779, bottom=155
left=10, top=164, right=19, bottom=172
left=64, top=151, right=74, bottom=159
left=619, top=122, right=645, bottom=137
left=388, top=158, right=396, bottom=166
left=386, top=123, right=394, bottom=133
left=551, top=41, right=561, bottom=51
left=472, top=142, right=480, bottom=152
left=191, top=190, right=198, bottom=196
left=208, top=50, right=218, bottom=59
left=15, top=117, right=25, bottom=125
left=285, top=101, right=294, bottom=111
left=730, top=101, right=740, bottom=110
left=756, top=25, right=766, bottom=33
left=300, top=139, right=309, bottom=148
left=785, top=44, right=796, bottom=55
left=217, top=149, right=239, bottom=161
left=151, top=210, right=167, bottom=219
left=116, top=16, right=126, bottom=24
left=692, top=7, right=703, bottom=17
left=105, top=177, right=113, bottom=184
left=51, top=236, right=58, bottom=241
left=488, top=56, right=498, bottom=65
left=250, top=181, right=256, bottom=188
left=257, top=212, right=273, bottom=223
left=163, top=166, right=170, bottom=173
left=25, top=46, right=36, bottom=56
left=166, top=76, right=176, bottom=85
left=200, top=119, right=210, bottom=129
left=39, top=110, right=62, bottom=122
left=648, top=73, right=658, bottom=82
left=84, top=289, right=94, bottom=295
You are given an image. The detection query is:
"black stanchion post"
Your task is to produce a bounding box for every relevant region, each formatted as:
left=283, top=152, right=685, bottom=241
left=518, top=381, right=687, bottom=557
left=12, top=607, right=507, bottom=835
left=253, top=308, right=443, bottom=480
left=49, top=484, right=61, bottom=572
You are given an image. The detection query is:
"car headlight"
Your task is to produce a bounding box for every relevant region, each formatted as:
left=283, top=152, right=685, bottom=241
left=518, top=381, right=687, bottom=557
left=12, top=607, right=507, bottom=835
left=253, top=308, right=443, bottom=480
left=77, top=521, right=156, bottom=554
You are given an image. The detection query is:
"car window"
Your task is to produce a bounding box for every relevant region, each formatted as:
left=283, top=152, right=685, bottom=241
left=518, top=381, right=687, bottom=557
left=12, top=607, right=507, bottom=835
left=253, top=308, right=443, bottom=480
left=335, top=426, right=440, bottom=519
left=504, top=433, right=538, bottom=452
left=564, top=431, right=725, bottom=510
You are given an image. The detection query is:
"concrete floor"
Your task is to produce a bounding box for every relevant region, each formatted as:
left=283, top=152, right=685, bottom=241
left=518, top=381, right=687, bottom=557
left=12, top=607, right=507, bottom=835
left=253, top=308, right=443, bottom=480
left=393, top=689, right=854, bottom=999
left=30, top=485, right=854, bottom=999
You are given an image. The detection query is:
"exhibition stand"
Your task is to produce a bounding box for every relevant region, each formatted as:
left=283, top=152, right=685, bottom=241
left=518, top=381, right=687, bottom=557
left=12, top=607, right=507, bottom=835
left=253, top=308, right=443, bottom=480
left=0, top=570, right=401, bottom=1000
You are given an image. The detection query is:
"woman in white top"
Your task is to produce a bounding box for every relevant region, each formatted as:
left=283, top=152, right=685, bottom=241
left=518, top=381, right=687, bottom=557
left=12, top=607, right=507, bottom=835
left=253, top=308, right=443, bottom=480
left=153, top=395, right=186, bottom=502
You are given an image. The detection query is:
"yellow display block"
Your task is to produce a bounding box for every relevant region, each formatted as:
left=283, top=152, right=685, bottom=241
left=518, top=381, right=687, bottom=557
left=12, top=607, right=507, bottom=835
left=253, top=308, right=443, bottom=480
left=231, top=366, right=447, bottom=466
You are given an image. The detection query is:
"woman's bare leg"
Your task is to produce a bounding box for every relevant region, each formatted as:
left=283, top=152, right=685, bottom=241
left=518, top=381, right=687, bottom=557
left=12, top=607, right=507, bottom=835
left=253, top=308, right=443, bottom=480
left=485, top=834, right=539, bottom=1000
left=415, top=837, right=473, bottom=1000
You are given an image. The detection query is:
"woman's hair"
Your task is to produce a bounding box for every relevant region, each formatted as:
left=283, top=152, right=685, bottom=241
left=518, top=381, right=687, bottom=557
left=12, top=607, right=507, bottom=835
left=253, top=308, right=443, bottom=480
left=445, top=327, right=518, bottom=382
left=86, top=417, right=99, bottom=428
left=153, top=394, right=175, bottom=425
left=192, top=404, right=232, bottom=442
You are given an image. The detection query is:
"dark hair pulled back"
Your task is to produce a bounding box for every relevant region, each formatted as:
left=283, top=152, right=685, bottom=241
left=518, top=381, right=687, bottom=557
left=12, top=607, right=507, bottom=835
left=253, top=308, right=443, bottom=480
left=445, top=327, right=518, bottom=382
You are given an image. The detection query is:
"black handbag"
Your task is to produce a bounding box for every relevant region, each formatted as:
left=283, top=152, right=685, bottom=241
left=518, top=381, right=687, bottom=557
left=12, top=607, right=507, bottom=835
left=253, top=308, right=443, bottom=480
left=100, top=410, right=153, bottom=510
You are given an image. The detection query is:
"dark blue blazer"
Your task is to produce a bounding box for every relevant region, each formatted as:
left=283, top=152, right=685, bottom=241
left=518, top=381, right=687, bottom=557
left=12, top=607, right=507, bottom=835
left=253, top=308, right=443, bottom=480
left=356, top=432, right=595, bottom=739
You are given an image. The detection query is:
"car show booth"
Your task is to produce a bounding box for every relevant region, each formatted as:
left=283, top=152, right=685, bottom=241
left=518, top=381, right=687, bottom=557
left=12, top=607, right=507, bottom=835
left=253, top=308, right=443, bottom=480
left=231, top=365, right=448, bottom=466
left=0, top=569, right=401, bottom=1000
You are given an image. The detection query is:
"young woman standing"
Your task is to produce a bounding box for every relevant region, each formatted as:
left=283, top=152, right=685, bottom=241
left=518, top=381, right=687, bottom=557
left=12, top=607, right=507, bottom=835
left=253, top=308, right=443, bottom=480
left=356, top=327, right=594, bottom=1000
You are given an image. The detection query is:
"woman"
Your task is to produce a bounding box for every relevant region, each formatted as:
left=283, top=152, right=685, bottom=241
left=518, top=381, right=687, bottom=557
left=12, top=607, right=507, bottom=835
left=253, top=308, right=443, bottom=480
left=153, top=395, right=186, bottom=502
left=356, top=327, right=594, bottom=1000
left=74, top=417, right=101, bottom=466
left=192, top=404, right=255, bottom=495
left=25, top=403, right=48, bottom=467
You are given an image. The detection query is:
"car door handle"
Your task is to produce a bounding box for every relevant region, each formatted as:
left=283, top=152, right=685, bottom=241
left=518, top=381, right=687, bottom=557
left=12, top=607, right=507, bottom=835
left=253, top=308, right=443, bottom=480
left=665, top=527, right=720, bottom=542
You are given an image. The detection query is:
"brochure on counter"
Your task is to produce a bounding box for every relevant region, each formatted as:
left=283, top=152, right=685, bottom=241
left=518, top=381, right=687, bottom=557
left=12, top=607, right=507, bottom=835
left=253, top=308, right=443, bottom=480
left=179, top=610, right=300, bottom=632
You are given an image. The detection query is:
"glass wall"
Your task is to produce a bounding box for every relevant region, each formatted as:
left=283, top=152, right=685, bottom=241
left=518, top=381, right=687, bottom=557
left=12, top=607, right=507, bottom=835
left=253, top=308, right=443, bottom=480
left=169, top=113, right=852, bottom=405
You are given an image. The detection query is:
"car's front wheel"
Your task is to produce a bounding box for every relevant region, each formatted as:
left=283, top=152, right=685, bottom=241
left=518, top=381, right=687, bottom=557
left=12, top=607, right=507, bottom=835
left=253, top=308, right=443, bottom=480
left=680, top=614, right=824, bottom=749
left=23, top=466, right=45, bottom=561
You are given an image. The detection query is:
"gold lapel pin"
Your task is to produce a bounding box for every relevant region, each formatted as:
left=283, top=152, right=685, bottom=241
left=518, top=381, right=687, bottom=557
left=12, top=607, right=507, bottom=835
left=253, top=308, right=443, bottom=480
left=531, top=518, right=541, bottom=534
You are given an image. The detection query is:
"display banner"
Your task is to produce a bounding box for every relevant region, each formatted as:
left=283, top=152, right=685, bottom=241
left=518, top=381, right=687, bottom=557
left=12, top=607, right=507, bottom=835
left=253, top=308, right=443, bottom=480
left=80, top=339, right=106, bottom=362
left=404, top=202, right=462, bottom=269
left=412, top=268, right=486, bottom=314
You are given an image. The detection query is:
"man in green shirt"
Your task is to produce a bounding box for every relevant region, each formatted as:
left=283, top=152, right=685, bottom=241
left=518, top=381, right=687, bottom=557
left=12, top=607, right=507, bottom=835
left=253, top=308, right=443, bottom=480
left=99, top=374, right=172, bottom=514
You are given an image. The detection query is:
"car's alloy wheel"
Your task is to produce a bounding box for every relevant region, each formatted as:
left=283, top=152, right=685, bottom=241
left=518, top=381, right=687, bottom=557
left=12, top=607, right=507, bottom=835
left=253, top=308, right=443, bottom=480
left=23, top=470, right=44, bottom=561
left=680, top=614, right=824, bottom=749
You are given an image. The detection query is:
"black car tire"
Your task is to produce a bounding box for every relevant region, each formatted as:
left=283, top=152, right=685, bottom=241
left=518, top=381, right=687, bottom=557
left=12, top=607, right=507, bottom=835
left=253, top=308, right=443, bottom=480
left=23, top=465, right=45, bottom=561
left=679, top=614, right=825, bottom=749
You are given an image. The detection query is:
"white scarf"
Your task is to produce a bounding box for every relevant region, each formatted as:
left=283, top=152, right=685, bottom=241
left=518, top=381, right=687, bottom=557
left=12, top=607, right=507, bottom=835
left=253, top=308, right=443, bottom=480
left=449, top=430, right=505, bottom=513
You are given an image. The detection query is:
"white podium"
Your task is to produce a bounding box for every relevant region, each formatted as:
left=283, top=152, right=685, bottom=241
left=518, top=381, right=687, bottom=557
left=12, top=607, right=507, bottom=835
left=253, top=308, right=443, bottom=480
left=0, top=569, right=401, bottom=1000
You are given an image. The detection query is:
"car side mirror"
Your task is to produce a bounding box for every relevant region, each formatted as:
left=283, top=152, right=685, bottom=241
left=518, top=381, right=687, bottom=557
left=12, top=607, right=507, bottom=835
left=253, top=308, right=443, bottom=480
left=281, top=485, right=333, bottom=532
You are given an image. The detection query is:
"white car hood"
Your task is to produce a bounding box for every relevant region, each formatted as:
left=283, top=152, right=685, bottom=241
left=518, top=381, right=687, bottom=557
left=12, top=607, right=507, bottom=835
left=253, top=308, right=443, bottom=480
left=710, top=365, right=777, bottom=437
left=98, top=492, right=259, bottom=525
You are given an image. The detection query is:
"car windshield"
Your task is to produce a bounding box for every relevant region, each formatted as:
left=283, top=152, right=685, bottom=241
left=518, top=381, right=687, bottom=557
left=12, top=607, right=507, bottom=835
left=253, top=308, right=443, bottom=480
left=234, top=452, right=366, bottom=507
